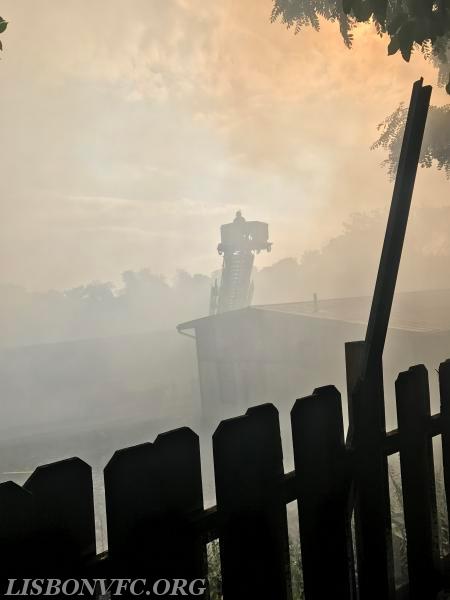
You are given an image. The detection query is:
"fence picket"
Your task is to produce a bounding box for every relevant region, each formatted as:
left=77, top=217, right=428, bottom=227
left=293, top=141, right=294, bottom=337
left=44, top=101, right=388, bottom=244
left=104, top=427, right=206, bottom=587
left=351, top=361, right=395, bottom=600
left=0, top=481, right=37, bottom=593
left=396, top=365, right=440, bottom=598
left=213, top=403, right=291, bottom=600
left=439, top=359, right=450, bottom=557
left=24, top=457, right=96, bottom=571
left=439, top=359, right=450, bottom=506
left=291, top=385, right=352, bottom=600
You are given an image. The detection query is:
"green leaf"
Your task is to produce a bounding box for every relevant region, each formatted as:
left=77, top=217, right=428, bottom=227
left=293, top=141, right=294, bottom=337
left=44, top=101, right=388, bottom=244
left=0, top=17, right=8, bottom=34
left=446, top=75, right=450, bottom=95
left=387, top=12, right=407, bottom=36
left=373, top=0, right=388, bottom=21
left=0, top=40, right=2, bottom=51
left=343, top=0, right=353, bottom=15
left=400, top=43, right=413, bottom=62
left=352, top=0, right=374, bottom=22
left=397, top=19, right=414, bottom=61
left=387, top=36, right=400, bottom=55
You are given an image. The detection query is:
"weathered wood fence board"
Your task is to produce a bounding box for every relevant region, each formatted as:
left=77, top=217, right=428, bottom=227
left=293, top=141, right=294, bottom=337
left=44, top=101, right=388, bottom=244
left=440, top=359, right=450, bottom=525
left=396, top=365, right=440, bottom=599
left=104, top=427, right=206, bottom=585
left=291, top=386, right=352, bottom=600
left=439, top=358, right=450, bottom=593
left=24, top=457, right=96, bottom=572
left=213, top=403, right=291, bottom=600
left=0, top=481, right=36, bottom=577
left=350, top=356, right=395, bottom=600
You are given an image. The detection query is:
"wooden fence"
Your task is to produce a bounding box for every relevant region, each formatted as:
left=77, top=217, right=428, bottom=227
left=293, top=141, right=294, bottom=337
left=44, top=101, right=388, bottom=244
left=1, top=358, right=450, bottom=600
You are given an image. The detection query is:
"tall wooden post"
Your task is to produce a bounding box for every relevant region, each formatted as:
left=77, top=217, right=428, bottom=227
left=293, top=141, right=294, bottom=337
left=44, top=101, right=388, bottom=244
left=346, top=78, right=432, bottom=600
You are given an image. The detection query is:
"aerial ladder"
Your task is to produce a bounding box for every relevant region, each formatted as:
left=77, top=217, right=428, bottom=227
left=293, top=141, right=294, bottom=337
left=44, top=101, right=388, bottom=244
left=209, top=211, right=272, bottom=315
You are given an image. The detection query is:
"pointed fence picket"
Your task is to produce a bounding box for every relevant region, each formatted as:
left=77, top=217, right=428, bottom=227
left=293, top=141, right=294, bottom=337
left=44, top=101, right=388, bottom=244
left=104, top=427, right=206, bottom=583
left=213, top=403, right=291, bottom=600
left=24, top=457, right=96, bottom=571
left=396, top=365, right=440, bottom=599
left=291, top=386, right=352, bottom=600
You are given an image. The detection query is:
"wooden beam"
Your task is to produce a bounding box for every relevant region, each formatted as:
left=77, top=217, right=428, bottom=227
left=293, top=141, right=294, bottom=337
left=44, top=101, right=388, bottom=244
left=362, top=78, right=432, bottom=382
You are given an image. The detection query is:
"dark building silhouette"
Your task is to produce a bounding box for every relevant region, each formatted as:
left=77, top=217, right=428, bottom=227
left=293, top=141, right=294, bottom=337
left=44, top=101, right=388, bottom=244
left=179, top=288, right=450, bottom=427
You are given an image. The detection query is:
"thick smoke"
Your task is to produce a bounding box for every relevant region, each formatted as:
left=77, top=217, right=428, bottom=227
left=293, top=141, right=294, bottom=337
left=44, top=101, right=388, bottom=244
left=1, top=206, right=448, bottom=350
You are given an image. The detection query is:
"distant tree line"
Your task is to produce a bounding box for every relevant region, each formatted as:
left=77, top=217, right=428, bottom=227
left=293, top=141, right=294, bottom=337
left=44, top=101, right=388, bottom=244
left=0, top=207, right=448, bottom=348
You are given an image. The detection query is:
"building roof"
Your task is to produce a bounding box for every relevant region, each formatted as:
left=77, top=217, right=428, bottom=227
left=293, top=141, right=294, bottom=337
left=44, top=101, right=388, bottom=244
left=179, top=288, right=450, bottom=334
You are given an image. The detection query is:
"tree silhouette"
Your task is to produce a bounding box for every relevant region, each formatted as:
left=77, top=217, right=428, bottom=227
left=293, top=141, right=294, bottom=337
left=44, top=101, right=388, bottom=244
left=0, top=16, right=7, bottom=53
left=372, top=103, right=450, bottom=178
left=272, top=0, right=450, bottom=94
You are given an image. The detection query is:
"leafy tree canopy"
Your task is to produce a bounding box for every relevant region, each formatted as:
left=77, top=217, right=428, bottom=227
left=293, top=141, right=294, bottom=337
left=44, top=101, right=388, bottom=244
left=0, top=16, right=8, bottom=53
left=272, top=0, right=450, bottom=93
left=372, top=102, right=450, bottom=177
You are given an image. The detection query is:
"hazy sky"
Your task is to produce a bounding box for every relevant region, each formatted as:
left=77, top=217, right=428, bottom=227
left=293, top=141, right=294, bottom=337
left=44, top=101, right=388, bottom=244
left=1, top=0, right=449, bottom=291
